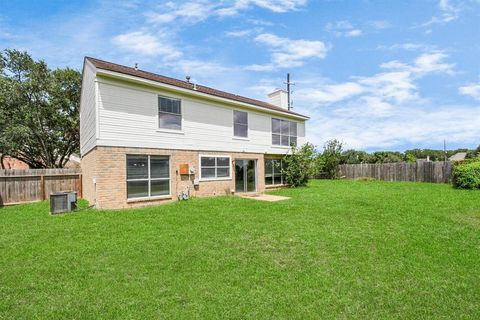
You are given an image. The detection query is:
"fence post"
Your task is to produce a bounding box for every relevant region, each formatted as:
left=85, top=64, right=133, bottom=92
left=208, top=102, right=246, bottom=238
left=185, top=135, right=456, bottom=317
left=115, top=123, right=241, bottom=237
left=79, top=174, right=83, bottom=198
left=40, top=174, right=45, bottom=201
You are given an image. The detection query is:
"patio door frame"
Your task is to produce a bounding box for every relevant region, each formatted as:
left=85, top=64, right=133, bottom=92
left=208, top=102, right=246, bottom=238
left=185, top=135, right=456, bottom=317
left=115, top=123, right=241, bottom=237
left=234, top=159, right=257, bottom=193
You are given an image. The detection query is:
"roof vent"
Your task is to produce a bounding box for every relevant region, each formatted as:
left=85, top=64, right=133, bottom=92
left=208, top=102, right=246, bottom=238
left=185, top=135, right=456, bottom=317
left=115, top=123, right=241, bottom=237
left=134, top=63, right=138, bottom=71
left=186, top=75, right=191, bottom=83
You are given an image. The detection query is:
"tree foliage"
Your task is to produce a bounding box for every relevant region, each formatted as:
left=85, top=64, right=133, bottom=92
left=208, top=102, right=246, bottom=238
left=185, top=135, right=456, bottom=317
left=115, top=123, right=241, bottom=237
left=452, top=159, right=480, bottom=189
left=337, top=147, right=479, bottom=164
left=281, top=142, right=317, bottom=187
left=340, top=149, right=372, bottom=164
left=318, top=139, right=343, bottom=179
left=371, top=151, right=404, bottom=163
left=0, top=49, right=81, bottom=168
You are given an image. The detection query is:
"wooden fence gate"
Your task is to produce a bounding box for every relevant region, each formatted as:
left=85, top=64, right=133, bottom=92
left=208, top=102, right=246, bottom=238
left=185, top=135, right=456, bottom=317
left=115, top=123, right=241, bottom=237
left=0, top=169, right=82, bottom=206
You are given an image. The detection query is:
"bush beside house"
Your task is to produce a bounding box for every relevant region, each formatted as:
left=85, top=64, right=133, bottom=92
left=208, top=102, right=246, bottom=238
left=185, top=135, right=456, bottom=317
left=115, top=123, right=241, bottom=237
left=281, top=143, right=317, bottom=187
left=452, top=159, right=480, bottom=189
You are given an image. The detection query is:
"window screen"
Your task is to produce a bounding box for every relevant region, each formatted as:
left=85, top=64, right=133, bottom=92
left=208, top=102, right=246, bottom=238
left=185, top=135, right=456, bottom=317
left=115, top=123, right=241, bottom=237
left=159, top=96, right=182, bottom=130
left=200, top=156, right=231, bottom=180
left=126, top=155, right=170, bottom=199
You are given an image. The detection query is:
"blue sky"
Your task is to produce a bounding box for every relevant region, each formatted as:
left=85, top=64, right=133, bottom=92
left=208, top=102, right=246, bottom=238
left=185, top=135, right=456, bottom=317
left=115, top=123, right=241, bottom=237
left=1, top=0, right=479, bottom=151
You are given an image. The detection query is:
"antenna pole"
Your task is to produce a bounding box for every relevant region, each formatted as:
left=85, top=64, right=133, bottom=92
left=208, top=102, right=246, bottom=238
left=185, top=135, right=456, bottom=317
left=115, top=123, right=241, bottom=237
left=444, top=139, right=447, bottom=162
left=287, top=73, right=291, bottom=110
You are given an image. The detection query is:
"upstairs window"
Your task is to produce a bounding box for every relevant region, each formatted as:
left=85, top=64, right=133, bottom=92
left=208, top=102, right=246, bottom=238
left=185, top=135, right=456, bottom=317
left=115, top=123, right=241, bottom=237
left=159, top=96, right=181, bottom=130
left=233, top=110, right=248, bottom=138
left=272, top=118, right=297, bottom=146
left=200, top=156, right=231, bottom=180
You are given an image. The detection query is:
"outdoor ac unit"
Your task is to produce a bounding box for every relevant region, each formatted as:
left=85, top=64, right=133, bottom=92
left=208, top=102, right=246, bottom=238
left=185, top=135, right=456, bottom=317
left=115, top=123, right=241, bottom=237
left=50, top=191, right=77, bottom=214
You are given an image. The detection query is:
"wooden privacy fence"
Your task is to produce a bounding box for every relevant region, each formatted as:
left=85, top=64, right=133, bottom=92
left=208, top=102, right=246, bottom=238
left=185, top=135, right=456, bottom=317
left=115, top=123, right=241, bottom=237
left=338, top=161, right=453, bottom=183
left=0, top=169, right=82, bottom=206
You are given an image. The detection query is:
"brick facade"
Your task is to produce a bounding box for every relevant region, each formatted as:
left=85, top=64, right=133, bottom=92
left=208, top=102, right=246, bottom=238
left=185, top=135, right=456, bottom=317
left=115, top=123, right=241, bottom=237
left=81, top=146, right=276, bottom=209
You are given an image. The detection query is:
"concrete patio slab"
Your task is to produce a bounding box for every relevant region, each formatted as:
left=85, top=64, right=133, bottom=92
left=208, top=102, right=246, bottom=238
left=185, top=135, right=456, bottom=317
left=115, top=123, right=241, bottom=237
left=239, top=194, right=290, bottom=202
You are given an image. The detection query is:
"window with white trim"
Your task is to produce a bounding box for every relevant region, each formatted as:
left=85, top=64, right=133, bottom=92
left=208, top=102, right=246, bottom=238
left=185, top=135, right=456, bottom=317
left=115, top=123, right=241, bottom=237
left=265, top=159, right=285, bottom=185
left=126, top=155, right=170, bottom=199
left=158, top=96, right=181, bottom=130
left=200, top=156, right=231, bottom=180
left=233, top=110, right=248, bottom=138
left=272, top=118, right=297, bottom=146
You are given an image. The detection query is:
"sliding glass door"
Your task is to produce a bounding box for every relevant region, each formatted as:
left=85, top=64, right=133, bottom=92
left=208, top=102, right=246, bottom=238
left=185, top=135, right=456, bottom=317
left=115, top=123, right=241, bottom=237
left=235, top=159, right=256, bottom=192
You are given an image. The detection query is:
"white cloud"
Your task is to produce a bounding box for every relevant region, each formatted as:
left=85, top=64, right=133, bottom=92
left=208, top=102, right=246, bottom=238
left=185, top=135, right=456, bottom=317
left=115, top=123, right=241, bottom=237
left=300, top=82, right=365, bottom=104
left=299, top=52, right=453, bottom=107
left=412, top=52, right=455, bottom=74
left=358, top=71, right=418, bottom=103
left=459, top=83, right=480, bottom=100
left=246, top=18, right=274, bottom=26
left=380, top=52, right=455, bottom=75
left=146, top=0, right=307, bottom=24
left=377, top=43, right=433, bottom=51
left=217, top=0, right=308, bottom=16
left=225, top=28, right=263, bottom=37
left=345, top=29, right=362, bottom=37
left=246, top=33, right=328, bottom=71
left=146, top=1, right=215, bottom=24
left=421, top=0, right=461, bottom=27
left=290, top=52, right=466, bottom=149
left=112, top=31, right=182, bottom=59
left=305, top=104, right=480, bottom=150
left=325, top=20, right=363, bottom=37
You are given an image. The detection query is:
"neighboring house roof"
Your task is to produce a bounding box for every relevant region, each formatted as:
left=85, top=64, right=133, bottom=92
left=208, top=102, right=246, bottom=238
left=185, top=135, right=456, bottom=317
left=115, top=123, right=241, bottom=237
left=85, top=57, right=309, bottom=119
left=449, top=152, right=467, bottom=161
left=65, top=154, right=81, bottom=168
left=1, top=156, right=29, bottom=170
left=0, top=154, right=81, bottom=169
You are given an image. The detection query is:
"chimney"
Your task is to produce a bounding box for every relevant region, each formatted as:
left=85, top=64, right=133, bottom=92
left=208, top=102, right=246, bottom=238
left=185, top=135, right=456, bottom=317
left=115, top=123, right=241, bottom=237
left=268, top=89, right=288, bottom=109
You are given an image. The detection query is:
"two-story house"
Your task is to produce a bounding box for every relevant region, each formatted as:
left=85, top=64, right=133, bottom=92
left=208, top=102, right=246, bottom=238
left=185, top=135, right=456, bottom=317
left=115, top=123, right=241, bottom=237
left=80, top=57, right=309, bottom=209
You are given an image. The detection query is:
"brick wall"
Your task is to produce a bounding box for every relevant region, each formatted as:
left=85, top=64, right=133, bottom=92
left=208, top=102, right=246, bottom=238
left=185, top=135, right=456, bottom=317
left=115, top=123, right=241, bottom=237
left=80, top=148, right=97, bottom=205
left=82, top=146, right=268, bottom=209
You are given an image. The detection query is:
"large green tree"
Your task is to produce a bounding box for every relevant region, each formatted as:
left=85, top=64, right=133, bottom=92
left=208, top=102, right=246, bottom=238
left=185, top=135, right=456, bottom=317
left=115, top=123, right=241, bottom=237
left=0, top=49, right=81, bottom=168
left=318, top=139, right=343, bottom=179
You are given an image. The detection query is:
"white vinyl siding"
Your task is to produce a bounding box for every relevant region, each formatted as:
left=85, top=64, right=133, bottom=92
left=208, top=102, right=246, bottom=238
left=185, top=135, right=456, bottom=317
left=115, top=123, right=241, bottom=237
left=80, top=61, right=97, bottom=155
left=95, top=77, right=306, bottom=154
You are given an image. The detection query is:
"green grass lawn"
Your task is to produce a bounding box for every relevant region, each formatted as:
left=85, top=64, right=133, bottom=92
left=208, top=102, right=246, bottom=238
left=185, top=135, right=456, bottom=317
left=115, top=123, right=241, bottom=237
left=1, top=180, right=479, bottom=319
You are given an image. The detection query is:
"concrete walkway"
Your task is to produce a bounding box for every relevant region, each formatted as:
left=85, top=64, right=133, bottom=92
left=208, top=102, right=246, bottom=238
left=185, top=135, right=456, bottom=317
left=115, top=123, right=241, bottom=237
left=239, top=194, right=290, bottom=202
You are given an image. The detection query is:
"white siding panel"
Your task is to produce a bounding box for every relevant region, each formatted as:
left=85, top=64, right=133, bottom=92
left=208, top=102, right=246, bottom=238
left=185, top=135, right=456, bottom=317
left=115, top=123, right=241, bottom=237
left=80, top=61, right=97, bottom=155
left=97, top=78, right=306, bottom=154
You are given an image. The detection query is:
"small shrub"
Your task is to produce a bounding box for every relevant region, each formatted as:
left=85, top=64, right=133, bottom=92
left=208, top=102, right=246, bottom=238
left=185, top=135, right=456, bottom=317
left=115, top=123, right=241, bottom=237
left=282, top=143, right=316, bottom=187
left=452, top=159, right=480, bottom=189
